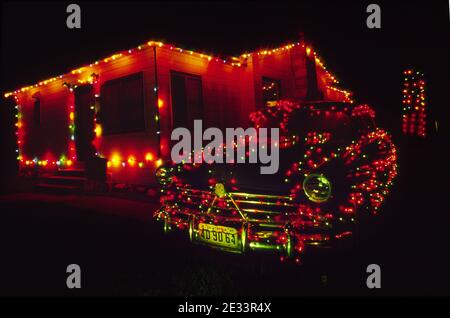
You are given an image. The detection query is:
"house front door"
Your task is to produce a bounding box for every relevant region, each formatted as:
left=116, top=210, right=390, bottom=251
left=74, top=84, right=96, bottom=162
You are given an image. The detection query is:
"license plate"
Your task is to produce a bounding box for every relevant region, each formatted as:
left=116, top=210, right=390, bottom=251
left=197, top=223, right=239, bottom=249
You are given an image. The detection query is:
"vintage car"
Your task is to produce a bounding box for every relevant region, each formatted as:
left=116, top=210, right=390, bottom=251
left=154, top=100, right=398, bottom=261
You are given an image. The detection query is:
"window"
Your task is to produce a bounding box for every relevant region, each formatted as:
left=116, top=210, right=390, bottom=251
left=33, top=97, right=41, bottom=126
left=170, top=71, right=203, bottom=130
left=262, top=77, right=281, bottom=107
left=100, top=72, right=144, bottom=135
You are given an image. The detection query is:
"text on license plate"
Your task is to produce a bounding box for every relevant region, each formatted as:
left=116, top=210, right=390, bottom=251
left=198, top=223, right=238, bottom=248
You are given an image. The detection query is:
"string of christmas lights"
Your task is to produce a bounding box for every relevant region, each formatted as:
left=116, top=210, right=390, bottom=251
left=402, top=69, right=427, bottom=137
left=13, top=95, right=23, bottom=165
left=3, top=41, right=242, bottom=98
left=243, top=42, right=352, bottom=101
left=4, top=40, right=351, bottom=100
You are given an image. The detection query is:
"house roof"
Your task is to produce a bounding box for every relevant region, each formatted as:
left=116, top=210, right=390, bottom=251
left=4, top=38, right=351, bottom=99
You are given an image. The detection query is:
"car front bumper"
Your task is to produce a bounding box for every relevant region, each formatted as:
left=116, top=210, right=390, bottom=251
left=153, top=187, right=349, bottom=258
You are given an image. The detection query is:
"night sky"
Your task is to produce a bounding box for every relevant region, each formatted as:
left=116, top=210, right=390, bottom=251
left=1, top=1, right=449, bottom=138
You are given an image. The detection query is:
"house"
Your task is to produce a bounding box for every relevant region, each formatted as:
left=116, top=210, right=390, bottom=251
left=4, top=36, right=352, bottom=186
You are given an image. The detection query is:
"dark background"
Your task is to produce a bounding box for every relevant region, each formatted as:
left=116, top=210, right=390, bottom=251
left=2, top=1, right=449, bottom=118
left=1, top=1, right=449, bottom=296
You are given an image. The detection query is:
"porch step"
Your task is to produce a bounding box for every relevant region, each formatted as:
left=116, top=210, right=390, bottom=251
left=36, top=169, right=87, bottom=194
left=55, top=169, right=86, bottom=178
left=44, top=175, right=87, bottom=187
left=34, top=160, right=107, bottom=194
left=36, top=183, right=82, bottom=194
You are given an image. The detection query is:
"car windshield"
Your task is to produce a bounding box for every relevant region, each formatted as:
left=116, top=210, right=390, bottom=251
left=250, top=101, right=358, bottom=144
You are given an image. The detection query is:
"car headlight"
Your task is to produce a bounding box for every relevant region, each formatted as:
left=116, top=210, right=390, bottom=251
left=302, top=173, right=332, bottom=203
left=155, top=166, right=173, bottom=189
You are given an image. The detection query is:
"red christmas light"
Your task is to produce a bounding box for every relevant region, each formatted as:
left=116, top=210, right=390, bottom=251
left=402, top=69, right=427, bottom=137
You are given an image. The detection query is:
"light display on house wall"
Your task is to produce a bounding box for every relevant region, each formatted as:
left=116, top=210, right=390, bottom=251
left=4, top=39, right=352, bottom=175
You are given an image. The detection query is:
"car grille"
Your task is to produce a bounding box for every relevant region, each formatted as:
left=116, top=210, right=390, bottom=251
left=173, top=186, right=296, bottom=223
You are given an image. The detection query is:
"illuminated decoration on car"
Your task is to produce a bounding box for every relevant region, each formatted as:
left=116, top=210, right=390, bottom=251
left=305, top=132, right=331, bottom=145
left=155, top=166, right=174, bottom=189
left=287, top=129, right=397, bottom=215
left=214, top=183, right=227, bottom=198
left=302, top=173, right=332, bottom=203
left=248, top=100, right=397, bottom=217
left=155, top=100, right=398, bottom=261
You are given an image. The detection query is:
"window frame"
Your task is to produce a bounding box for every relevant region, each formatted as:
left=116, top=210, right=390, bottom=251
left=99, top=72, right=145, bottom=136
left=169, top=70, right=204, bottom=130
